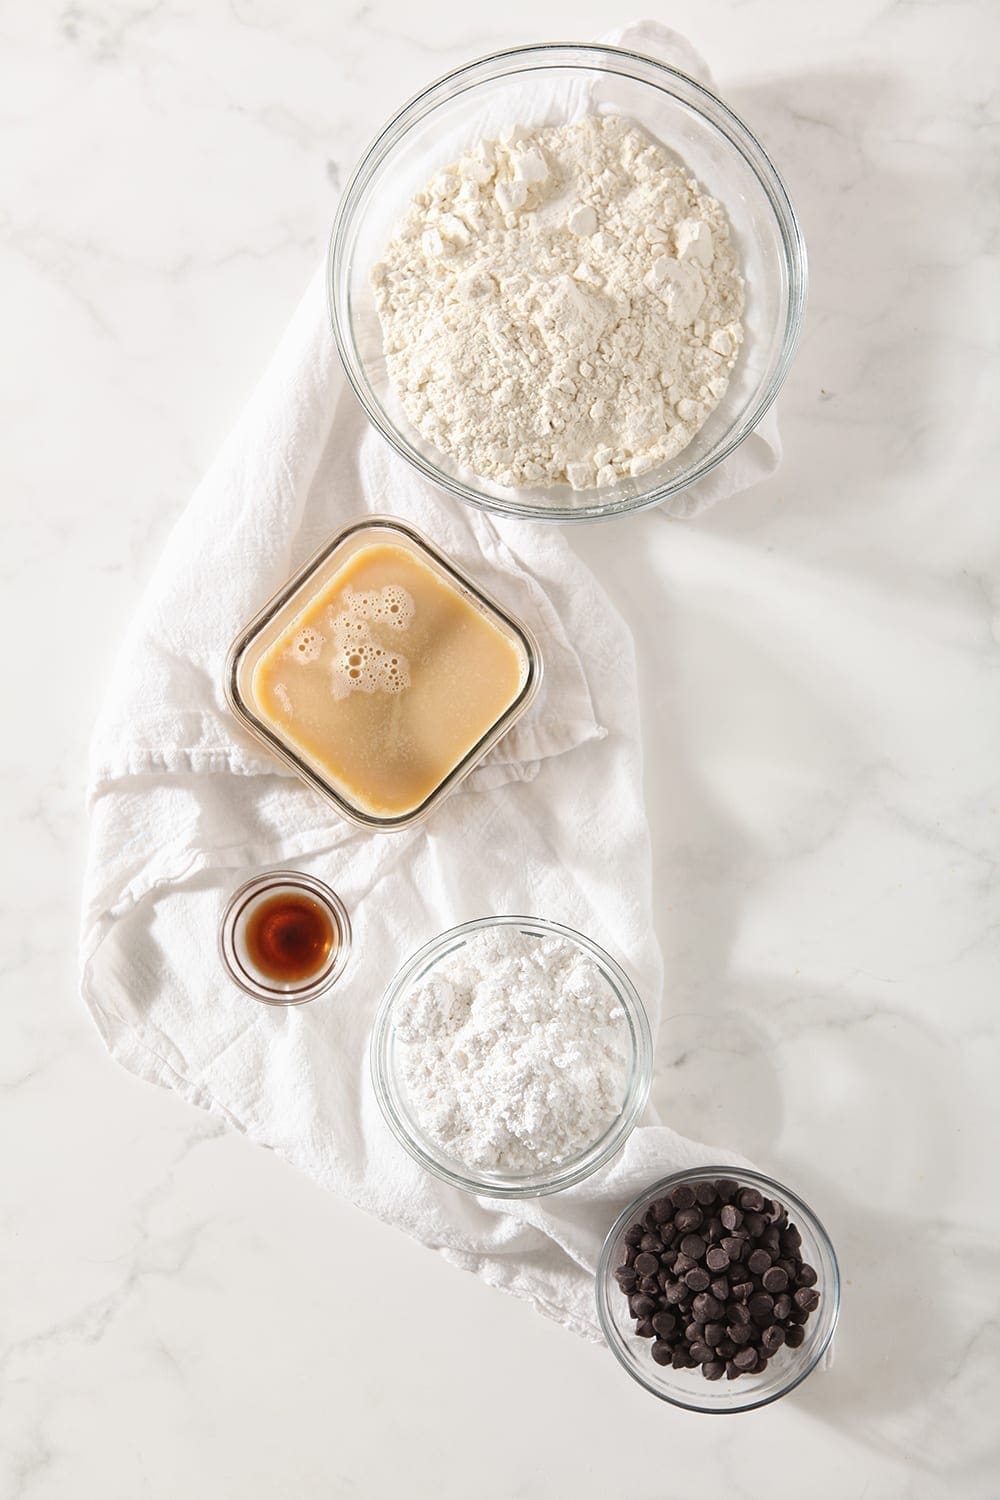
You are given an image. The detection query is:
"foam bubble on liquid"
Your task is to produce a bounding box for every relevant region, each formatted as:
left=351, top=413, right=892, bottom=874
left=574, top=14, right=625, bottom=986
left=273, top=682, right=293, bottom=715
left=289, top=626, right=325, bottom=663
left=329, top=616, right=411, bottom=700
left=326, top=583, right=414, bottom=701
left=330, top=584, right=415, bottom=631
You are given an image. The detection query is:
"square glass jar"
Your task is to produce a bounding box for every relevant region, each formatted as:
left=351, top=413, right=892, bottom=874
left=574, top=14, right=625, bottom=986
left=225, top=516, right=541, bottom=831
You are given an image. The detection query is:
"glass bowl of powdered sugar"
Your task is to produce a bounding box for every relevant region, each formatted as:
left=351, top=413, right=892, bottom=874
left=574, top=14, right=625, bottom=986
left=329, top=43, right=806, bottom=522
left=370, top=916, right=653, bottom=1197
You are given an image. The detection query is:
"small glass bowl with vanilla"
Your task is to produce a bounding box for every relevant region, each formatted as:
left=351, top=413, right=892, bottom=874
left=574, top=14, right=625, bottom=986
left=219, top=871, right=351, bottom=1004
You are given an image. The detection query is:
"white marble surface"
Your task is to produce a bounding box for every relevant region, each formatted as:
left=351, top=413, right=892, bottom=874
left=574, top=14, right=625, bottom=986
left=2, top=1, right=998, bottom=1495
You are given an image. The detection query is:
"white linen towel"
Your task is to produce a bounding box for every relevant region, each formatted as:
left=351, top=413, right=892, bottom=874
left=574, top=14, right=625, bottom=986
left=81, top=25, right=772, bottom=1341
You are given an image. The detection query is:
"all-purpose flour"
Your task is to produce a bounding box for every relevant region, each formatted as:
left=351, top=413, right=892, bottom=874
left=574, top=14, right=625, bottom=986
left=372, top=113, right=744, bottom=490
left=395, top=928, right=630, bottom=1173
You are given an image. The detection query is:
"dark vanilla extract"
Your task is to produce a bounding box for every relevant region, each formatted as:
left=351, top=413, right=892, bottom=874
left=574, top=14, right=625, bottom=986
left=245, top=892, right=336, bottom=983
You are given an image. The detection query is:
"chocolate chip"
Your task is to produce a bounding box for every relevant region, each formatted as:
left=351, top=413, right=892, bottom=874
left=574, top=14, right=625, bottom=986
left=634, top=1252, right=659, bottom=1276
left=615, top=1268, right=638, bottom=1294
left=635, top=1319, right=656, bottom=1337
left=726, top=1360, right=741, bottom=1380
left=716, top=1337, right=737, bottom=1358
left=670, top=1184, right=696, bottom=1210
left=680, top=1234, right=707, bottom=1261
left=651, top=1310, right=676, bottom=1337
left=673, top=1206, right=703, bottom=1233
left=738, top=1188, right=764, bottom=1212
left=710, top=1278, right=730, bottom=1302
left=721, top=1236, right=745, bottom=1260
left=728, top=1263, right=748, bottom=1285
left=720, top=1204, right=743, bottom=1232
left=638, top=1275, right=658, bottom=1293
left=624, top=1224, right=644, bottom=1246
left=728, top=1321, right=754, bottom=1345
left=748, top=1248, right=773, bottom=1275
left=794, top=1287, right=820, bottom=1313
left=798, top=1263, right=818, bottom=1287
left=706, top=1246, right=730, bottom=1273
left=665, top=1281, right=688, bottom=1305
left=702, top=1360, right=725, bottom=1381
left=743, top=1211, right=766, bottom=1238
left=690, top=1340, right=714, bottom=1364
left=731, top=1281, right=754, bottom=1303
left=623, top=1245, right=637, bottom=1266
left=762, top=1324, right=786, bottom=1353
left=772, top=1293, right=792, bottom=1320
left=685, top=1267, right=710, bottom=1292
left=630, top=1294, right=657, bottom=1319
left=734, top=1346, right=758, bottom=1371
left=762, top=1266, right=788, bottom=1293
left=672, top=1252, right=696, bottom=1275
left=785, top=1324, right=806, bottom=1348
left=692, top=1292, right=724, bottom=1322
left=703, top=1321, right=725, bottom=1346
left=695, top=1181, right=717, bottom=1206
left=781, top=1225, right=802, bottom=1252
left=714, top=1178, right=739, bottom=1202
left=672, top=1348, right=689, bottom=1369
left=650, top=1197, right=673, bottom=1224
left=640, top=1233, right=663, bottom=1253
left=727, top=1301, right=750, bottom=1325
left=651, top=1339, right=673, bottom=1364
left=748, top=1292, right=775, bottom=1323
left=705, top=1216, right=723, bottom=1243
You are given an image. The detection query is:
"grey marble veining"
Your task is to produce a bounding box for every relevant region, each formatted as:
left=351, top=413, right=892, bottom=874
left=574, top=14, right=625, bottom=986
left=1, top=1, right=998, bottom=1495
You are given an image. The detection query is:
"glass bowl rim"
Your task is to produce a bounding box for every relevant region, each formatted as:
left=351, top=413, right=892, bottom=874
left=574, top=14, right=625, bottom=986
left=328, top=41, right=808, bottom=523
left=596, top=1164, right=841, bottom=1413
left=370, top=914, right=654, bottom=1198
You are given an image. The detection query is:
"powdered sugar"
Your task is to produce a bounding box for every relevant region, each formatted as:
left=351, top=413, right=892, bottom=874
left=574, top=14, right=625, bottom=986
left=394, top=927, right=631, bottom=1173
left=371, top=113, right=744, bottom=490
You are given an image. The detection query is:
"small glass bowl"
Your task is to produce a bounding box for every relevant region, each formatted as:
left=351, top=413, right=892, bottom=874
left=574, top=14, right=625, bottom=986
left=219, top=871, right=352, bottom=1004
left=329, top=43, right=806, bottom=522
left=370, top=916, right=653, bottom=1197
left=596, top=1166, right=840, bottom=1412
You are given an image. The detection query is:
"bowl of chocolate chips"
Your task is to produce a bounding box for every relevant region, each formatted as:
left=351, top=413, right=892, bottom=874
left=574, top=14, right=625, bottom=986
left=596, top=1167, right=840, bottom=1412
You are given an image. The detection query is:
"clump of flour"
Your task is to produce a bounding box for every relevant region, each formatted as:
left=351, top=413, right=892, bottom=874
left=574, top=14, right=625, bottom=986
left=394, top=927, right=631, bottom=1173
left=371, top=113, right=744, bottom=490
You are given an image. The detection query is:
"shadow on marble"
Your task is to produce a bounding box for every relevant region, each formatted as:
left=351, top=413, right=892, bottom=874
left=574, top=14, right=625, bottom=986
left=790, top=1183, right=1000, bottom=1482
left=704, top=68, right=957, bottom=543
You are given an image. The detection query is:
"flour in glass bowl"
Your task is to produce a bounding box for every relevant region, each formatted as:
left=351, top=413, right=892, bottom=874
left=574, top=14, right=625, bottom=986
left=371, top=113, right=744, bottom=490
left=393, top=927, right=631, bottom=1174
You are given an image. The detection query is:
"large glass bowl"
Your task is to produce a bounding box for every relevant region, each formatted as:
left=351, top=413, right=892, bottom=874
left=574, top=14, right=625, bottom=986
left=370, top=916, right=653, bottom=1198
left=596, top=1166, right=840, bottom=1413
left=329, top=43, right=806, bottom=522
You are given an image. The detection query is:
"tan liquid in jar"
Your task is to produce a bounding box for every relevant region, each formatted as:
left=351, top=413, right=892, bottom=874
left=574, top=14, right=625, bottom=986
left=250, top=542, right=525, bottom=819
